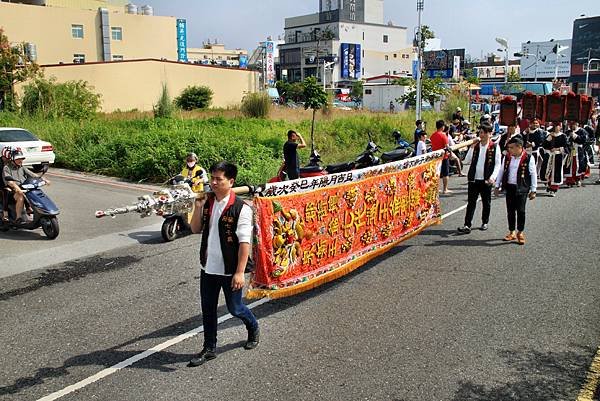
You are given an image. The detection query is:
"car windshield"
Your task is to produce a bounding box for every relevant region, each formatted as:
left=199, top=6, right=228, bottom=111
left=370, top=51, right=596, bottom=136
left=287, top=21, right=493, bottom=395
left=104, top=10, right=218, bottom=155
left=0, top=129, right=38, bottom=142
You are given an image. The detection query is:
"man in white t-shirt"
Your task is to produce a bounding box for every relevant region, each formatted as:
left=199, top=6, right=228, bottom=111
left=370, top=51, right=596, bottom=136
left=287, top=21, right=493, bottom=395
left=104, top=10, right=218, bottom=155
left=188, top=161, right=259, bottom=367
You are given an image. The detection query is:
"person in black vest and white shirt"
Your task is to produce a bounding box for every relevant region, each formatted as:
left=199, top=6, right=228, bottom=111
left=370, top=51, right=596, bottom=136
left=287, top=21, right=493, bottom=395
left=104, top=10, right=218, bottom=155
left=494, top=137, right=538, bottom=245
left=457, top=123, right=502, bottom=233
left=188, top=161, right=259, bottom=367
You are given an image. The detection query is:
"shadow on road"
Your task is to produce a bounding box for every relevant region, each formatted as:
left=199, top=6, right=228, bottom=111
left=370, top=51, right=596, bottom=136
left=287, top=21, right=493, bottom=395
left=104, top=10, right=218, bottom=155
left=125, top=230, right=164, bottom=245
left=0, top=229, right=47, bottom=241
left=0, top=245, right=411, bottom=396
left=451, top=345, right=595, bottom=401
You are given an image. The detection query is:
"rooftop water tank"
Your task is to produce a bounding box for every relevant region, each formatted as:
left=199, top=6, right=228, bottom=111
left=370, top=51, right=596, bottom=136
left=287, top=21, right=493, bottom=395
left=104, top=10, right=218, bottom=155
left=125, top=3, right=138, bottom=14
left=141, top=5, right=153, bottom=15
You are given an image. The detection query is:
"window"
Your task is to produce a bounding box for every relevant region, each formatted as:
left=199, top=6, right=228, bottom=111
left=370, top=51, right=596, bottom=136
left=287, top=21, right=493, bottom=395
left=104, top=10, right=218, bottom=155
left=71, top=24, right=84, bottom=39
left=362, top=32, right=365, bottom=40
left=385, top=55, right=389, bottom=61
left=393, top=54, right=397, bottom=58
left=365, top=89, right=372, bottom=95
left=112, top=55, right=123, bottom=61
left=383, top=35, right=388, bottom=43
left=73, top=54, right=85, bottom=63
left=111, top=27, right=122, bottom=41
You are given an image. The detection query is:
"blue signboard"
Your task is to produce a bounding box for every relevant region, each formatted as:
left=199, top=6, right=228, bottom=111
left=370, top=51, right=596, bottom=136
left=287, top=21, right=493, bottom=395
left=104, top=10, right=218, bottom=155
left=176, top=19, right=187, bottom=62
left=412, top=60, right=420, bottom=78
left=239, top=55, right=248, bottom=69
left=425, top=69, right=453, bottom=79
left=340, top=43, right=361, bottom=79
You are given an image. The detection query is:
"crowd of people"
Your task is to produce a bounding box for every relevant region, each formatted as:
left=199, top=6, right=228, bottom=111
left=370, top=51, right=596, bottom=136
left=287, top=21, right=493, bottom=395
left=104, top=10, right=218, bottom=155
left=417, top=106, right=600, bottom=245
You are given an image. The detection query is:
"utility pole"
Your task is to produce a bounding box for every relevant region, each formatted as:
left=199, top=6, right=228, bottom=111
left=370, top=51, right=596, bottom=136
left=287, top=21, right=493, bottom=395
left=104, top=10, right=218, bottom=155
left=416, top=0, right=424, bottom=121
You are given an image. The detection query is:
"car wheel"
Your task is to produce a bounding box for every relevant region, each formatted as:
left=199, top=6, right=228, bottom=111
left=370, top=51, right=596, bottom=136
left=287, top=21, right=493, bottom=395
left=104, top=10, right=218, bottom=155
left=32, top=164, right=49, bottom=173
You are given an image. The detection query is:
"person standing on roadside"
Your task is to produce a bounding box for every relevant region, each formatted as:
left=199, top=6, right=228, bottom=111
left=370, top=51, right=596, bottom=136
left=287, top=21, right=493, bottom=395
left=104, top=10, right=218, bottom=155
left=457, top=123, right=501, bottom=234
left=188, top=161, right=260, bottom=367
left=283, top=130, right=307, bottom=181
left=430, top=120, right=451, bottom=194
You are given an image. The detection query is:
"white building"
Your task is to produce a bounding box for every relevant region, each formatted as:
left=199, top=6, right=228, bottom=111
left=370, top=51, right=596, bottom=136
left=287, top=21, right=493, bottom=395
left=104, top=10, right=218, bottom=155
left=278, top=0, right=408, bottom=85
left=520, top=39, right=572, bottom=80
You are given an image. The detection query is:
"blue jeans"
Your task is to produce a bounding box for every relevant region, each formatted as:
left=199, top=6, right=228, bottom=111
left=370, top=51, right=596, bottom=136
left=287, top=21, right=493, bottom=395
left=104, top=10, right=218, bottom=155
left=200, top=270, right=258, bottom=349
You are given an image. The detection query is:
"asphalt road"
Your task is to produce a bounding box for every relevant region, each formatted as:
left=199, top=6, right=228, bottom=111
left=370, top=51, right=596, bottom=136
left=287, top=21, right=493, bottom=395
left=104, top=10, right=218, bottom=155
left=1, top=172, right=600, bottom=401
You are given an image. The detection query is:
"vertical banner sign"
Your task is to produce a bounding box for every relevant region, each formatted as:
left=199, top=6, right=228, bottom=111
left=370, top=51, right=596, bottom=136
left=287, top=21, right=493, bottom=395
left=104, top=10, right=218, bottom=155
left=412, top=59, right=420, bottom=79
left=452, top=56, right=461, bottom=80
left=248, top=155, right=443, bottom=299
left=341, top=43, right=350, bottom=78
left=266, top=41, right=275, bottom=86
left=354, top=44, right=361, bottom=79
left=348, top=44, right=356, bottom=78
left=176, top=19, right=187, bottom=62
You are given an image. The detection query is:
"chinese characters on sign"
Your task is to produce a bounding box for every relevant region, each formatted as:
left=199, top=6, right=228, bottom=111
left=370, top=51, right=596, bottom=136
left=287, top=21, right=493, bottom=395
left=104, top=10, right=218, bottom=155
left=176, top=19, right=187, bottom=62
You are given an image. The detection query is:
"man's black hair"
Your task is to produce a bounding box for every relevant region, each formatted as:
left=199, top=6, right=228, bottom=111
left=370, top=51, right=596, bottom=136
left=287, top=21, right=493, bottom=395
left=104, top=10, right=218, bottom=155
left=417, top=130, right=427, bottom=138
left=210, top=161, right=238, bottom=180
left=479, top=123, right=493, bottom=133
left=435, top=120, right=446, bottom=130
left=507, top=137, right=524, bottom=147
left=287, top=130, right=297, bottom=140
left=415, top=120, right=423, bottom=126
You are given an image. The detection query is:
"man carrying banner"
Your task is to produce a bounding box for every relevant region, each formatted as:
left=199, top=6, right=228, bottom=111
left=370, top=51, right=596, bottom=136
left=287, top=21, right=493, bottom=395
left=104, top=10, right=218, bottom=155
left=457, top=123, right=502, bottom=234
left=539, top=124, right=567, bottom=197
left=188, top=161, right=260, bottom=367
left=495, top=137, right=537, bottom=245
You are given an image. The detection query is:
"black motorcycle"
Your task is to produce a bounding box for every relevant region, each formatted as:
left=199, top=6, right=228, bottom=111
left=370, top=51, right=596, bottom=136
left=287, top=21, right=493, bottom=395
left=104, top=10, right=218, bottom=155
left=326, top=133, right=381, bottom=174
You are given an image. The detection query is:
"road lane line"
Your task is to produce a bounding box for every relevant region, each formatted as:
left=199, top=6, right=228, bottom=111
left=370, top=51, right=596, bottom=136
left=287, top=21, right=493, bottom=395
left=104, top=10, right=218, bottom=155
left=36, top=297, right=270, bottom=401
left=576, top=346, right=600, bottom=401
left=34, top=202, right=466, bottom=400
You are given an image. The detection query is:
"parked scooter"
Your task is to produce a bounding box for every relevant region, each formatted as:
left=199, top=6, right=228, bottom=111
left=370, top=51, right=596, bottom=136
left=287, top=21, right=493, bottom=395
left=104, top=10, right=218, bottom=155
left=381, top=131, right=415, bottom=163
left=0, top=167, right=60, bottom=239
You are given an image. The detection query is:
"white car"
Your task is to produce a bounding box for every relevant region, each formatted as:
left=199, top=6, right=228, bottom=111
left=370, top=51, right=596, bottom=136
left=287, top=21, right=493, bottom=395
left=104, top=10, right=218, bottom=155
left=0, top=127, right=56, bottom=172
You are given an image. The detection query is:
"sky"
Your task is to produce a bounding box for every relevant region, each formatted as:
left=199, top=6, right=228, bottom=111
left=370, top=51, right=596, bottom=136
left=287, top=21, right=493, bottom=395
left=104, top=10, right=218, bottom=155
left=142, top=0, right=599, bottom=58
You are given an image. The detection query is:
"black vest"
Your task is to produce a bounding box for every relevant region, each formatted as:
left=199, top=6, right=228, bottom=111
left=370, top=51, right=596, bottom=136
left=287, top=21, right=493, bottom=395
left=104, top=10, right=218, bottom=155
left=200, top=192, right=246, bottom=275
left=502, top=152, right=532, bottom=194
left=467, top=141, right=497, bottom=182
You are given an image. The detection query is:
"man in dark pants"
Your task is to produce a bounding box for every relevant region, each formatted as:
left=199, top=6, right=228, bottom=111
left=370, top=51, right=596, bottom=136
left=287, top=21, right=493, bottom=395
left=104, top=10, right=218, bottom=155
left=283, top=130, right=307, bottom=180
left=457, top=124, right=501, bottom=233
left=188, top=161, right=259, bottom=367
left=494, top=138, right=538, bottom=245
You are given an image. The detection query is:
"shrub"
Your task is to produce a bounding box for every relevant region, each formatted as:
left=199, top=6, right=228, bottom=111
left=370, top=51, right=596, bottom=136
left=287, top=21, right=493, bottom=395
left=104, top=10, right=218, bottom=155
left=21, top=77, right=101, bottom=119
left=154, top=83, right=173, bottom=118
left=240, top=92, right=271, bottom=118
left=175, top=85, right=213, bottom=110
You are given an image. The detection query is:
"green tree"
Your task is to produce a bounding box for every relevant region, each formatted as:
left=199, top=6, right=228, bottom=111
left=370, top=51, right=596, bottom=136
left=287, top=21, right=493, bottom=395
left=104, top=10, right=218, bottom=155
left=394, top=76, right=448, bottom=108
left=351, top=80, right=364, bottom=101
left=464, top=69, right=480, bottom=85
left=417, top=25, right=435, bottom=53
left=0, top=28, right=39, bottom=111
left=175, top=85, right=213, bottom=110
left=302, top=76, right=328, bottom=151
left=507, top=69, right=521, bottom=82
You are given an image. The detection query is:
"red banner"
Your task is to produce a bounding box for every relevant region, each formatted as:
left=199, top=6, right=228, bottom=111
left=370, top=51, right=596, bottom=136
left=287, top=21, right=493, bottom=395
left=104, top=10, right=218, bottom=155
left=248, top=157, right=442, bottom=299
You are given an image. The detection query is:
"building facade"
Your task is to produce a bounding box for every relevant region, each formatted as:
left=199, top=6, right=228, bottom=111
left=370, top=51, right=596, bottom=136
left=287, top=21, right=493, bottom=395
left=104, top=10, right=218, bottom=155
left=570, top=15, right=600, bottom=96
left=0, top=0, right=178, bottom=65
left=187, top=43, right=248, bottom=67
left=278, top=0, right=408, bottom=85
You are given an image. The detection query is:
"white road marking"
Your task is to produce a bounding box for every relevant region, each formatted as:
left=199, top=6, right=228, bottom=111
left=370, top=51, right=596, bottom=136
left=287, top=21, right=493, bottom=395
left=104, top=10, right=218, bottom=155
left=35, top=203, right=467, bottom=401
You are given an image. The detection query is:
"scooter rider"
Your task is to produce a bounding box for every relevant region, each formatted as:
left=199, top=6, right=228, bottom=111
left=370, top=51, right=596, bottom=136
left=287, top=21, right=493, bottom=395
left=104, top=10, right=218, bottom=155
left=0, top=146, right=13, bottom=222
left=181, top=152, right=208, bottom=193
left=2, top=148, right=49, bottom=225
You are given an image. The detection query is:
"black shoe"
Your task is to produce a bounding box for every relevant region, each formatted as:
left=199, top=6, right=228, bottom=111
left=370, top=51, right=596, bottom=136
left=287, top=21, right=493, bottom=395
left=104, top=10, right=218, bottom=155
left=457, top=226, right=471, bottom=234
left=480, top=224, right=489, bottom=231
left=188, top=347, right=217, bottom=367
left=244, top=327, right=260, bottom=350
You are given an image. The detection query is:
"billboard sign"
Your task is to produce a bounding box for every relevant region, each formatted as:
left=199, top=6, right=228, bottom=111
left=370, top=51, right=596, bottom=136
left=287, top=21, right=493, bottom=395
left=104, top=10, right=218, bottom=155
left=239, top=54, right=248, bottom=69
left=266, top=41, right=275, bottom=86
left=521, top=39, right=571, bottom=79
left=176, top=19, right=187, bottom=62
left=341, top=43, right=361, bottom=79
left=452, top=56, right=461, bottom=80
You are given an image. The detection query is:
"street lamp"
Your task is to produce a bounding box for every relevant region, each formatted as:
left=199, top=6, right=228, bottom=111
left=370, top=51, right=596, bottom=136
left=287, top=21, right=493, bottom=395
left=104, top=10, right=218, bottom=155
left=416, top=0, right=424, bottom=121
left=495, top=37, right=509, bottom=83
left=585, top=58, right=600, bottom=96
